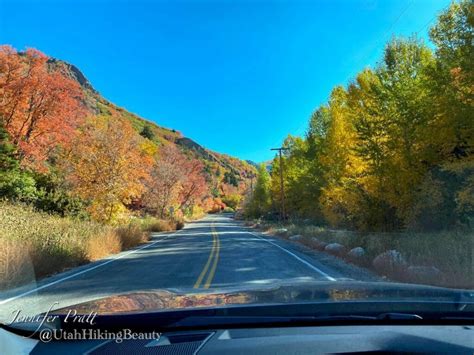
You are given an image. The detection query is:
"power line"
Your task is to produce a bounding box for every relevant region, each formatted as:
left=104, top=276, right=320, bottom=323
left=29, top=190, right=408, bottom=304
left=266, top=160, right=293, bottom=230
left=416, top=14, right=438, bottom=36
left=383, top=0, right=414, bottom=38
left=416, top=0, right=455, bottom=36
left=359, top=0, right=414, bottom=66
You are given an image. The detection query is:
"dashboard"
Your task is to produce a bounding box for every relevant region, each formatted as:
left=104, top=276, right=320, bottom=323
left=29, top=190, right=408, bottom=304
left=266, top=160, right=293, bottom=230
left=18, top=325, right=474, bottom=354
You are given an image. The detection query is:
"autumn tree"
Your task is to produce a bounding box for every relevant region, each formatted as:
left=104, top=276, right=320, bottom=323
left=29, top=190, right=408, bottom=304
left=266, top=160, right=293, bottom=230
left=221, top=182, right=243, bottom=210
left=142, top=144, right=207, bottom=218
left=245, top=163, right=272, bottom=218
left=317, top=87, right=365, bottom=227
left=142, top=145, right=183, bottom=218
left=428, top=0, right=473, bottom=162
left=413, top=0, right=474, bottom=228
left=65, top=115, right=150, bottom=223
left=178, top=158, right=208, bottom=214
left=263, top=1, right=472, bottom=231
left=0, top=46, right=85, bottom=170
left=269, top=136, right=317, bottom=219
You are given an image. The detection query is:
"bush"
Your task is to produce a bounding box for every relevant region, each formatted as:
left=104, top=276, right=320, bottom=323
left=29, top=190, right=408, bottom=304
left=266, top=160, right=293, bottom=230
left=175, top=219, right=185, bottom=230
left=0, top=203, right=191, bottom=290
left=148, top=220, right=174, bottom=232
left=34, top=188, right=87, bottom=218
left=222, top=194, right=241, bottom=209
left=140, top=125, right=155, bottom=140
left=86, top=230, right=122, bottom=261
left=116, top=224, right=148, bottom=249
left=139, top=217, right=175, bottom=232
left=406, top=167, right=474, bottom=231
left=185, top=205, right=205, bottom=220
left=0, top=170, right=38, bottom=202
left=143, top=217, right=185, bottom=231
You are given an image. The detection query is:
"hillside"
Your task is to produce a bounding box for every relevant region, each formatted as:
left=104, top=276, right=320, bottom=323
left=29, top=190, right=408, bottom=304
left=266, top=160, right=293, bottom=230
left=48, top=58, right=256, bottom=191
left=1, top=45, right=257, bottom=226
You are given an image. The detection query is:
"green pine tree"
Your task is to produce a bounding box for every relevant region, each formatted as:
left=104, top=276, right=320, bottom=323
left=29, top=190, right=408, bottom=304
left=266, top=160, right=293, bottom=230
left=0, top=120, right=37, bottom=200
left=0, top=120, right=19, bottom=172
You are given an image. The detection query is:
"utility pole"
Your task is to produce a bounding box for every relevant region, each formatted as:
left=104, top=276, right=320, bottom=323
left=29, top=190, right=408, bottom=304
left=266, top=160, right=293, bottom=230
left=271, top=147, right=289, bottom=221
left=249, top=173, right=255, bottom=191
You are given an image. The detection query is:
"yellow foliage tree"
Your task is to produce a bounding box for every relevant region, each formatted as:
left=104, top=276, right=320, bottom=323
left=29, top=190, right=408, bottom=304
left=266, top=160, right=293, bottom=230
left=65, top=115, right=151, bottom=223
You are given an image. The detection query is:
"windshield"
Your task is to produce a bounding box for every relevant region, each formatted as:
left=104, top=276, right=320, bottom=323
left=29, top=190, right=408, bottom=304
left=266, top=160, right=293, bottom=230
left=0, top=0, right=473, bottom=330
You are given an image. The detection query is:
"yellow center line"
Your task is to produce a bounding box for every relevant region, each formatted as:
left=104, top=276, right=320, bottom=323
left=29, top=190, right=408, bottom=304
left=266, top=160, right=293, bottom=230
left=203, top=226, right=220, bottom=289
left=193, top=223, right=218, bottom=288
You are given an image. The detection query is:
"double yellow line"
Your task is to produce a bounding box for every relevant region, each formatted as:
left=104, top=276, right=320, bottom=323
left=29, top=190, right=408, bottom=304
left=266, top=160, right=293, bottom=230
left=193, top=223, right=220, bottom=289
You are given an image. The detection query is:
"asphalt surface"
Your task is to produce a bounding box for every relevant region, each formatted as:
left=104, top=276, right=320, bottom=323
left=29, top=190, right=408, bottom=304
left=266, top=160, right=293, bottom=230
left=0, top=214, right=377, bottom=323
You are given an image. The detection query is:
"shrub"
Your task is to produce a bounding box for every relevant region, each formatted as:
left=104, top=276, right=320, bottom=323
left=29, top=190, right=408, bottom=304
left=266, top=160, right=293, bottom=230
left=138, top=216, right=176, bottom=232
left=33, top=188, right=87, bottom=218
left=186, top=205, right=205, bottom=220
left=0, top=170, right=38, bottom=202
left=140, top=125, right=155, bottom=140
left=175, top=219, right=185, bottom=230
left=222, top=194, right=241, bottom=209
left=139, top=216, right=185, bottom=232
left=86, top=230, right=122, bottom=261
left=116, top=224, right=148, bottom=249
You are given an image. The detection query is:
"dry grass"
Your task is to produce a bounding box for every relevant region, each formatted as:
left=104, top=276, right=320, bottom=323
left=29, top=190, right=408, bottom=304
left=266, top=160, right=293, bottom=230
left=0, top=203, right=186, bottom=290
left=0, top=239, right=35, bottom=290
left=139, top=217, right=185, bottom=232
left=0, top=202, right=154, bottom=290
left=86, top=230, right=122, bottom=261
left=116, top=224, right=149, bottom=249
left=256, top=219, right=473, bottom=288
left=1, top=203, right=98, bottom=283
left=141, top=218, right=175, bottom=233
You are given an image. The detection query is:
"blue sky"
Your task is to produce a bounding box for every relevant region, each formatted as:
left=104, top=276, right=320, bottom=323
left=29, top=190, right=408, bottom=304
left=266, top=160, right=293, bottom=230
left=0, top=0, right=451, bottom=162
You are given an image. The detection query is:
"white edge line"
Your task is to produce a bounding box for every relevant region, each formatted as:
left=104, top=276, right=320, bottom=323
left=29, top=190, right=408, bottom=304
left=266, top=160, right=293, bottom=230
left=0, top=231, right=180, bottom=305
left=249, top=232, right=337, bottom=282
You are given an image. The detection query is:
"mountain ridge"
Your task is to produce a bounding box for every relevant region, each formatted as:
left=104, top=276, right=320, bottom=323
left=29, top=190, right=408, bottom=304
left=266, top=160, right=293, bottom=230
left=47, top=57, right=256, bottom=189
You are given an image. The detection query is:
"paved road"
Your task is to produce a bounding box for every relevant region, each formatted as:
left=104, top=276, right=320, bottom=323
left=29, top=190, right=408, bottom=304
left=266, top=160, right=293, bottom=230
left=0, top=214, right=376, bottom=322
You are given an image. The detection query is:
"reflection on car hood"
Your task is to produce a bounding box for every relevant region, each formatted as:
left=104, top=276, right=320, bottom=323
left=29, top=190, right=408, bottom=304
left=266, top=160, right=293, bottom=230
left=52, top=281, right=473, bottom=315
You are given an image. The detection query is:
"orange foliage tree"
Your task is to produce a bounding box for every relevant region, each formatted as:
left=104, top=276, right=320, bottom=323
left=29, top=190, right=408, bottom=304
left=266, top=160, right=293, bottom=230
left=142, top=144, right=208, bottom=218
left=143, top=145, right=184, bottom=218
left=65, top=115, right=151, bottom=223
left=178, top=158, right=207, bottom=213
left=0, top=46, right=85, bottom=170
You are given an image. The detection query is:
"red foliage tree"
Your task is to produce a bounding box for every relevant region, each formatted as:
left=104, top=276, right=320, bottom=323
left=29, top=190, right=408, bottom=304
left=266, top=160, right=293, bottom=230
left=178, top=158, right=208, bottom=212
left=143, top=144, right=208, bottom=217
left=0, top=46, right=85, bottom=170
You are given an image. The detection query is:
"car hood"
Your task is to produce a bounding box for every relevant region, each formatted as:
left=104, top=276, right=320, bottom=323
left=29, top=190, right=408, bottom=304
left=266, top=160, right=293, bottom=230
left=51, top=281, right=474, bottom=316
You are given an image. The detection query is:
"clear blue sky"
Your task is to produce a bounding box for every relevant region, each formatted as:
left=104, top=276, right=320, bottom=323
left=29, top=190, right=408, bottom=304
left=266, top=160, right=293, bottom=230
left=0, top=0, right=451, bottom=162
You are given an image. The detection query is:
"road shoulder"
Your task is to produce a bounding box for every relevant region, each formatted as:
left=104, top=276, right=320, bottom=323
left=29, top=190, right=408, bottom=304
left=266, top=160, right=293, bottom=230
left=238, top=221, right=381, bottom=283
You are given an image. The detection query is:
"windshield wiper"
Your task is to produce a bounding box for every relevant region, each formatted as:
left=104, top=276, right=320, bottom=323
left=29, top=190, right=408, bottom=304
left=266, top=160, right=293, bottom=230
left=172, top=315, right=377, bottom=328
left=376, top=313, right=423, bottom=320
left=170, top=313, right=428, bottom=329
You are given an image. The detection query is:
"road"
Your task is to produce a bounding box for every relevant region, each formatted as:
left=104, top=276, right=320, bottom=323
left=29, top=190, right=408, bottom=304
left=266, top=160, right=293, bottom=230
left=0, top=214, right=376, bottom=323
